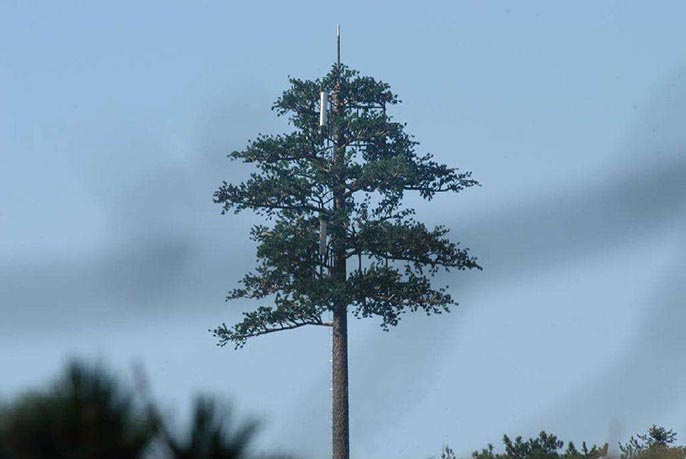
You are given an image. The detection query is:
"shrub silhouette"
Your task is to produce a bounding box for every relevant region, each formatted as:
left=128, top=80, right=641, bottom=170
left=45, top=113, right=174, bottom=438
left=0, top=360, right=153, bottom=459
left=469, top=431, right=608, bottom=459
left=436, top=427, right=686, bottom=459
left=0, top=359, right=295, bottom=459
left=619, top=426, right=686, bottom=459
left=152, top=395, right=294, bottom=459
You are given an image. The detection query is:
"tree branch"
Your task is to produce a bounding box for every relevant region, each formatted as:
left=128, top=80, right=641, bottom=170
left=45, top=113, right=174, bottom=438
left=212, top=319, right=332, bottom=349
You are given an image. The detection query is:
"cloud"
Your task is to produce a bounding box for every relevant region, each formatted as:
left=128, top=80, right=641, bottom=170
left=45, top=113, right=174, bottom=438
left=0, top=91, right=274, bottom=338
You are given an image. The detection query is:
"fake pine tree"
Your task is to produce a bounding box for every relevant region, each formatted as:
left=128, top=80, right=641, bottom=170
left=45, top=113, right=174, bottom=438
left=212, top=63, right=480, bottom=459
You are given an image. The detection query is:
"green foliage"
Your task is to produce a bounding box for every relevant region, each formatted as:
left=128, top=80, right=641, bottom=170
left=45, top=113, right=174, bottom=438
left=212, top=64, right=480, bottom=348
left=563, top=441, right=610, bottom=459
left=0, top=404, right=9, bottom=459
left=463, top=431, right=608, bottom=459
left=619, top=426, right=685, bottom=459
left=156, top=396, right=294, bottom=459
left=428, top=445, right=458, bottom=459
left=0, top=360, right=153, bottom=459
left=442, top=445, right=458, bottom=459
left=0, top=360, right=295, bottom=459
left=437, top=427, right=686, bottom=459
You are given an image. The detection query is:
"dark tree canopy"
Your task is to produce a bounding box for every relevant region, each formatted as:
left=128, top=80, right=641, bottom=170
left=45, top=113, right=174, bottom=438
left=0, top=360, right=294, bottom=459
left=620, top=426, right=680, bottom=459
left=470, top=432, right=609, bottom=459
left=0, top=361, right=153, bottom=459
left=212, top=64, right=481, bottom=348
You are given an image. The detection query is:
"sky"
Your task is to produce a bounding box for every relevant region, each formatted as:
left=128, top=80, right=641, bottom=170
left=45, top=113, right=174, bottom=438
left=2, top=1, right=686, bottom=458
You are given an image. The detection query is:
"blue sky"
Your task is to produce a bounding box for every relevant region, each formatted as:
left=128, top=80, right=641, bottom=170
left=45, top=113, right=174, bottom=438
left=2, top=2, right=686, bottom=458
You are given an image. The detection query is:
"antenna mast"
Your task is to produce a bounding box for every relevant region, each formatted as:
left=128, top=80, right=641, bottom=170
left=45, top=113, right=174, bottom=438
left=331, top=22, right=350, bottom=459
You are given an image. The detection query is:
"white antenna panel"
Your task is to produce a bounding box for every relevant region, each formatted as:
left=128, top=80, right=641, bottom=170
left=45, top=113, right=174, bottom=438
left=319, top=91, right=328, bottom=127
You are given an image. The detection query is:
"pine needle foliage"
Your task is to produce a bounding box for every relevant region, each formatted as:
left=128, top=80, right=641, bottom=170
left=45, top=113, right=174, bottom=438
left=212, top=64, right=481, bottom=348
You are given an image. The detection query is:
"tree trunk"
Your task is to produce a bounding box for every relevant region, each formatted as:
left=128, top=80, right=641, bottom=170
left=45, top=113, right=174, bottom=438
left=331, top=64, right=350, bottom=459
left=332, top=302, right=349, bottom=459
left=331, top=154, right=350, bottom=459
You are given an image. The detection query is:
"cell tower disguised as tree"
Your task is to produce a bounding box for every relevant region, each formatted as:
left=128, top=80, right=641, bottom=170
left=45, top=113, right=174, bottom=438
left=212, top=30, right=480, bottom=459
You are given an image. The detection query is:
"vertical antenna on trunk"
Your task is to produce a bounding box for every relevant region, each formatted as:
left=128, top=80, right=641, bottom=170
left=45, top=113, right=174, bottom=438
left=320, top=90, right=328, bottom=127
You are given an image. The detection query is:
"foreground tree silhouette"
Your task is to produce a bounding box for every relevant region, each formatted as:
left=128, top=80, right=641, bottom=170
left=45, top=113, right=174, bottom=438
left=212, top=63, right=480, bottom=459
left=151, top=396, right=294, bottom=459
left=0, top=361, right=153, bottom=459
left=0, top=360, right=296, bottom=459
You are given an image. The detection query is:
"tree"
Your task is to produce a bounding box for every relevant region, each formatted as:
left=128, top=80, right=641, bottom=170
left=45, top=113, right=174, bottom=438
left=435, top=444, right=458, bottom=459
left=212, top=63, right=481, bottom=459
left=151, top=396, right=294, bottom=459
left=468, top=431, right=608, bottom=459
left=0, top=360, right=298, bottom=459
left=0, top=360, right=153, bottom=459
left=0, top=404, right=9, bottom=459
left=620, top=425, right=682, bottom=459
